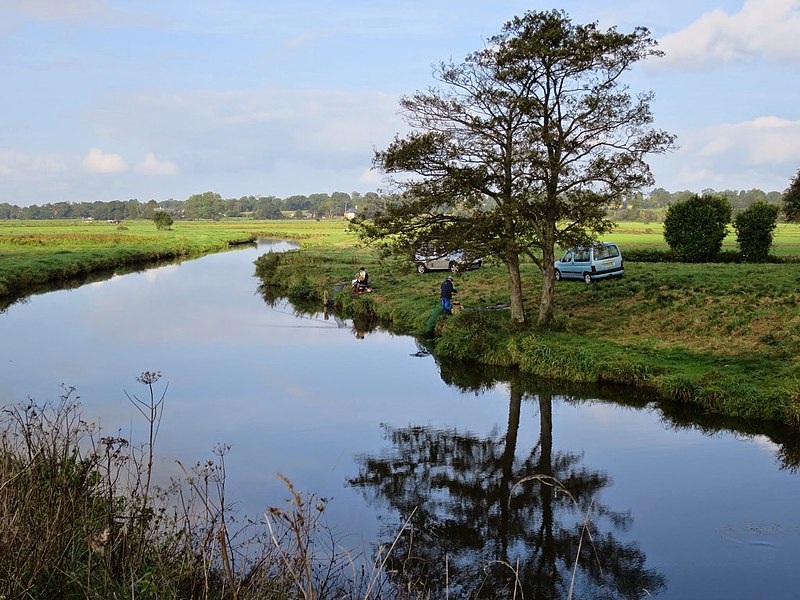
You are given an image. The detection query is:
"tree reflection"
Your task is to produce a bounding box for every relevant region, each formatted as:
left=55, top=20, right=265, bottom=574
left=348, top=364, right=666, bottom=599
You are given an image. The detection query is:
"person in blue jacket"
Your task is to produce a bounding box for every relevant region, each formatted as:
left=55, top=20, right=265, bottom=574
left=440, top=275, right=457, bottom=315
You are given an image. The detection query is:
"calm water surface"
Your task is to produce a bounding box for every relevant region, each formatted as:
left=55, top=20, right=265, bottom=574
left=2, top=240, right=799, bottom=599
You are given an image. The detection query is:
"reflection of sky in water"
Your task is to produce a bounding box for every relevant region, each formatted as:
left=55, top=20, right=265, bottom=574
left=2, top=241, right=800, bottom=597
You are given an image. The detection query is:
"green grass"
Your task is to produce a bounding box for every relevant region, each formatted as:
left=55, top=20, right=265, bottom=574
left=254, top=228, right=800, bottom=426
left=4, top=218, right=800, bottom=425
left=0, top=218, right=358, bottom=296
left=603, top=221, right=800, bottom=256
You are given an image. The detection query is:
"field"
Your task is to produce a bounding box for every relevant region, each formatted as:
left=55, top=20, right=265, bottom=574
left=605, top=221, right=800, bottom=256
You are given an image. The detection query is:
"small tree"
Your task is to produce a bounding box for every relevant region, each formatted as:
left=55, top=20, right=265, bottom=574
left=152, top=210, right=173, bottom=230
left=663, top=194, right=731, bottom=262
left=783, top=169, right=800, bottom=222
left=734, top=201, right=780, bottom=262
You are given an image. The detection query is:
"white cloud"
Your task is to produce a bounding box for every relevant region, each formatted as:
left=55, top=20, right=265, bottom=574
left=651, top=115, right=800, bottom=191
left=699, top=116, right=800, bottom=164
left=92, top=89, right=403, bottom=173
left=358, top=167, right=383, bottom=188
left=82, top=148, right=128, bottom=173
left=0, top=150, right=67, bottom=178
left=135, top=152, right=178, bottom=175
left=658, top=0, right=800, bottom=66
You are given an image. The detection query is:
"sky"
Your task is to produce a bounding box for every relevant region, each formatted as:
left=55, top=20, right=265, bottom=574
left=1, top=0, right=799, bottom=206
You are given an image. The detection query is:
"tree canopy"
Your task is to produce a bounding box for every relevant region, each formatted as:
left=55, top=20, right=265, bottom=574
left=357, top=9, right=675, bottom=326
left=783, top=169, right=800, bottom=223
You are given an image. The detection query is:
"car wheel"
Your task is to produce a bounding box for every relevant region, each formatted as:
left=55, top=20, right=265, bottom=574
left=449, top=262, right=460, bottom=273
left=417, top=263, right=427, bottom=274
left=554, top=270, right=562, bottom=282
left=583, top=272, right=592, bottom=284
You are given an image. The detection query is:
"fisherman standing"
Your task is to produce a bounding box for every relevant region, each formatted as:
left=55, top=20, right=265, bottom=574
left=440, top=275, right=457, bottom=315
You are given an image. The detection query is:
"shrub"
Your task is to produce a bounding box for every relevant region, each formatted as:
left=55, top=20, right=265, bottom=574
left=287, top=277, right=320, bottom=302
left=621, top=248, right=677, bottom=263
left=663, top=194, right=731, bottom=262
left=152, top=210, right=173, bottom=230
left=733, top=201, right=780, bottom=262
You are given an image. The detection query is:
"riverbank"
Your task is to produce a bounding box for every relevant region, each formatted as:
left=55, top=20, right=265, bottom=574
left=256, top=246, right=800, bottom=426
left=3, top=218, right=799, bottom=425
left=0, top=219, right=352, bottom=299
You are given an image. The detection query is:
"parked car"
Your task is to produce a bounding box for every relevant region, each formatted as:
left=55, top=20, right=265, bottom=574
left=415, top=249, right=483, bottom=273
left=554, top=242, right=624, bottom=283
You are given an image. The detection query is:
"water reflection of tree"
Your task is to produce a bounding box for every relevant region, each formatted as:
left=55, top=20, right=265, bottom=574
left=348, top=364, right=666, bottom=599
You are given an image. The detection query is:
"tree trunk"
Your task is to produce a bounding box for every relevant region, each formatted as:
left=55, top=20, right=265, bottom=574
left=537, top=244, right=556, bottom=328
left=505, top=254, right=527, bottom=325
left=499, top=381, right=522, bottom=559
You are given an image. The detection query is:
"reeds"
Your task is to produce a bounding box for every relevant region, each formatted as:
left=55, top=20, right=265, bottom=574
left=0, top=378, right=446, bottom=599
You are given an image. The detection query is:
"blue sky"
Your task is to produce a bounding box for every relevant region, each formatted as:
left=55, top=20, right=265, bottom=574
left=1, top=0, right=799, bottom=206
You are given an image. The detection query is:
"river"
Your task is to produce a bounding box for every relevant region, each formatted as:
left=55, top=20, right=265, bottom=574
left=1, top=240, right=799, bottom=599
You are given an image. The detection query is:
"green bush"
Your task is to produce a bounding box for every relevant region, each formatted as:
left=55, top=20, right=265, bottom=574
left=151, top=210, right=173, bottom=230
left=621, top=248, right=677, bottom=263
left=663, top=194, right=731, bottom=262
left=734, top=201, right=780, bottom=262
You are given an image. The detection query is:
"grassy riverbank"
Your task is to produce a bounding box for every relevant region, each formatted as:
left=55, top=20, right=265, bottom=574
left=3, top=218, right=800, bottom=425
left=255, top=224, right=800, bottom=426
left=0, top=219, right=354, bottom=298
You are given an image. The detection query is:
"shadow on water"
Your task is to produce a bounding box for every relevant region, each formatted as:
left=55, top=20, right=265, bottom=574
left=0, top=242, right=262, bottom=315
left=0, top=257, right=186, bottom=314
left=437, top=358, right=800, bottom=473
left=258, top=282, right=383, bottom=340
left=348, top=358, right=668, bottom=599
left=344, top=357, right=800, bottom=598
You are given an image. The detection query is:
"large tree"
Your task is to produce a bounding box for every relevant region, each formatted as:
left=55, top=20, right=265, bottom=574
left=783, top=169, right=800, bottom=223
left=358, top=10, right=674, bottom=326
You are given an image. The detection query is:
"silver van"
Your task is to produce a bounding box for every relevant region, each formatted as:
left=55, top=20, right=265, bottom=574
left=554, top=242, right=624, bottom=283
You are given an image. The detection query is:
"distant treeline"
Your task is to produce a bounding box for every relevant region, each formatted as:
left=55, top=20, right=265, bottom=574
left=609, top=187, right=785, bottom=223
left=0, top=187, right=785, bottom=222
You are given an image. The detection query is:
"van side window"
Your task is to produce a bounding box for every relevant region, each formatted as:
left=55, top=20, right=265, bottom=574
left=574, top=249, right=590, bottom=262
left=594, top=245, right=619, bottom=260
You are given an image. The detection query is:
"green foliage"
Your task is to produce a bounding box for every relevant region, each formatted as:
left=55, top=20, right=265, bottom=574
left=782, top=169, right=800, bottom=223
left=361, top=9, right=674, bottom=327
left=621, top=248, right=677, bottom=263
left=734, top=201, right=780, bottom=262
left=254, top=251, right=282, bottom=283
left=253, top=245, right=800, bottom=424
left=151, top=210, right=173, bottom=230
left=663, top=194, right=732, bottom=261
left=287, top=276, right=321, bottom=302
